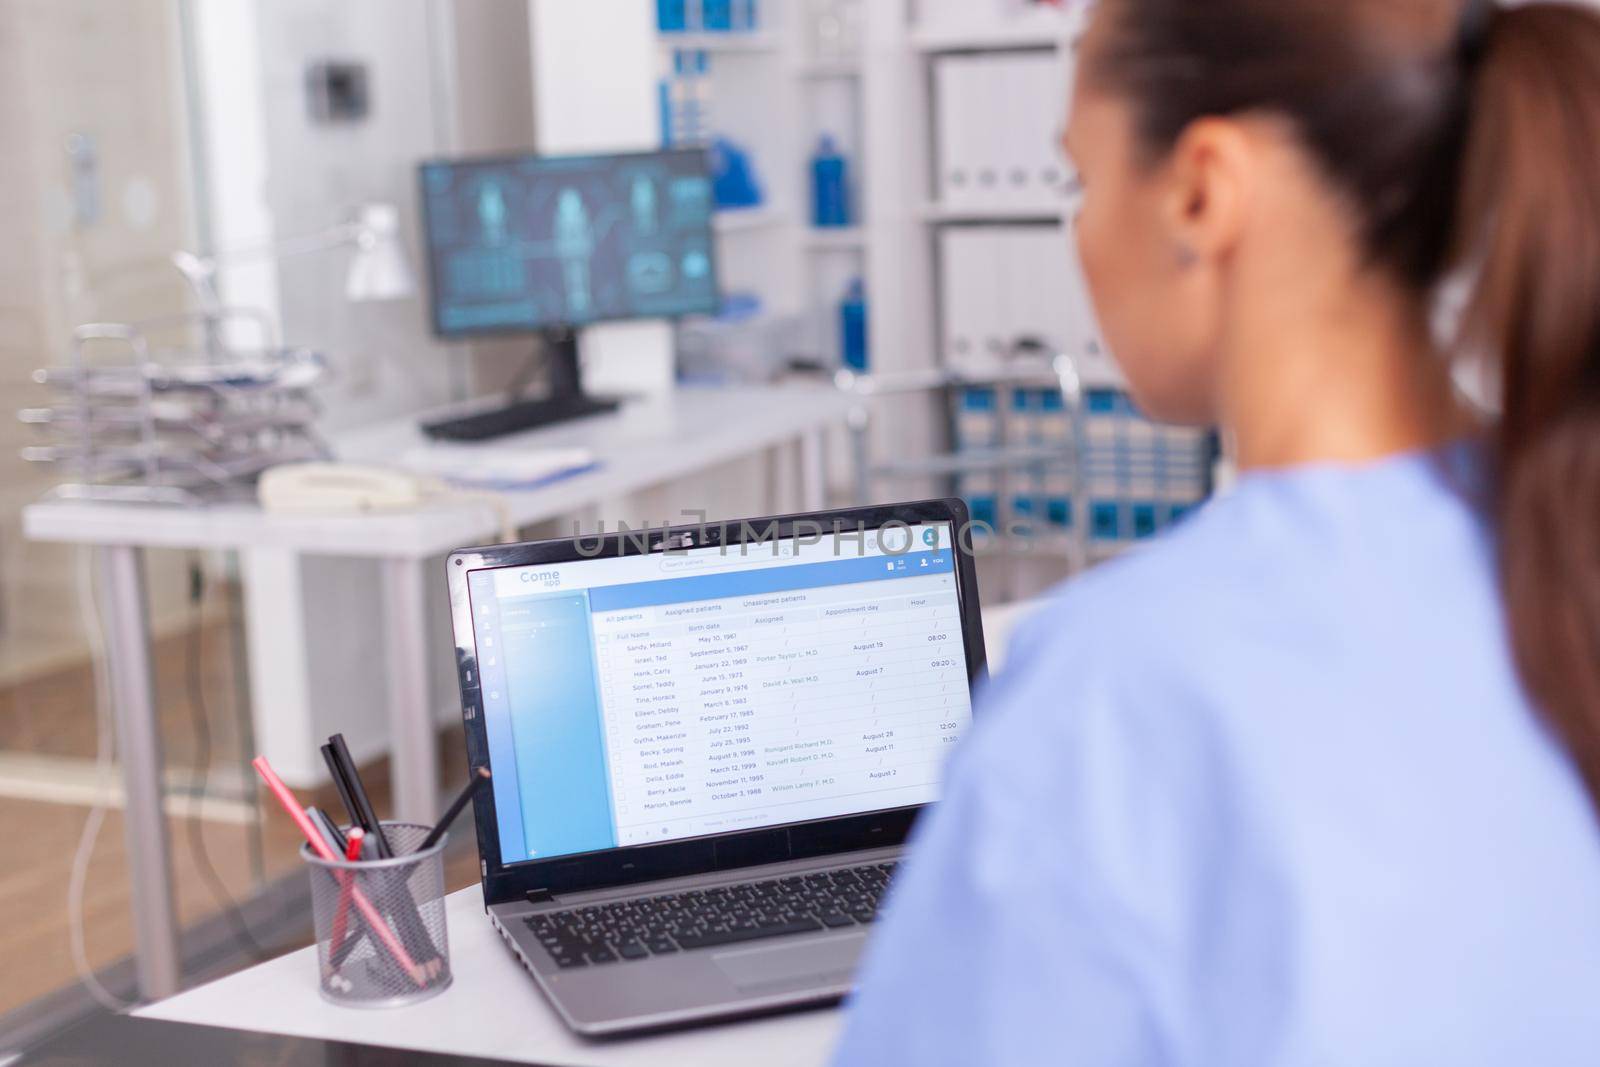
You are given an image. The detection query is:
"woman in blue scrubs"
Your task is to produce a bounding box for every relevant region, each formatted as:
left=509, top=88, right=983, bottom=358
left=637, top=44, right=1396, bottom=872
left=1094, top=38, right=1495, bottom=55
left=834, top=1, right=1600, bottom=1062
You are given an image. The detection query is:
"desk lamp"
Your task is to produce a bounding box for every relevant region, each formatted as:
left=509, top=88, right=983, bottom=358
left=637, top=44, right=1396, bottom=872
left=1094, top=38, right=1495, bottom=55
left=171, top=201, right=415, bottom=315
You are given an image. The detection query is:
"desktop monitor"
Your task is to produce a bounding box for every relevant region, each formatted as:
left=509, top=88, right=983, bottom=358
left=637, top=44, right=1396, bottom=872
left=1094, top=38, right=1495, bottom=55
left=415, top=148, right=721, bottom=439
left=417, top=148, right=721, bottom=341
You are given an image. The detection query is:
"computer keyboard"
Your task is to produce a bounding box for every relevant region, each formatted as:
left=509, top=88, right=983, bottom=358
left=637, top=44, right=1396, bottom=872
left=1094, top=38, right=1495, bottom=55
left=524, top=861, right=897, bottom=968
left=421, top=396, right=620, bottom=442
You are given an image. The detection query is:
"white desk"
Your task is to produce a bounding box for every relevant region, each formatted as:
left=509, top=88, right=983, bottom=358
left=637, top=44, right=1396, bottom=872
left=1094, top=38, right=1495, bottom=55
left=139, top=883, right=844, bottom=1067
left=131, top=604, right=1043, bottom=1065
left=25, top=386, right=851, bottom=560
left=22, top=385, right=855, bottom=1002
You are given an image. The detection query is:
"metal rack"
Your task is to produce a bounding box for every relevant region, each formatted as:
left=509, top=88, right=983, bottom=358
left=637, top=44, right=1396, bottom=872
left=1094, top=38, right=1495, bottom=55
left=837, top=340, right=1091, bottom=572
left=20, top=312, right=331, bottom=505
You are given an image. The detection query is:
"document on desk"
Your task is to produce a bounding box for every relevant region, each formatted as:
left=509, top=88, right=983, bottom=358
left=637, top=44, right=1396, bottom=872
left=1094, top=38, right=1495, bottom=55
left=403, top=445, right=598, bottom=489
left=466, top=525, right=975, bottom=864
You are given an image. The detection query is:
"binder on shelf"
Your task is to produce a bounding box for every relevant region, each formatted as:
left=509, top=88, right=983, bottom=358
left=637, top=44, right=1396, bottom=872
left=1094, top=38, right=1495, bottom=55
left=1006, top=227, right=1072, bottom=354
left=1084, top=389, right=1126, bottom=548
left=939, top=227, right=1005, bottom=365
left=946, top=381, right=1212, bottom=554
left=1029, top=55, right=1072, bottom=200
left=1036, top=386, right=1069, bottom=444
left=964, top=480, right=1000, bottom=533
left=994, top=227, right=1034, bottom=353
left=1076, top=389, right=1212, bottom=551
left=999, top=53, right=1069, bottom=211
left=955, top=386, right=1001, bottom=450
left=934, top=56, right=982, bottom=210
left=934, top=55, right=1019, bottom=211
left=972, top=57, right=1007, bottom=208
left=1017, top=387, right=1053, bottom=539
left=1002, top=387, right=1029, bottom=535
left=997, top=56, right=1031, bottom=205
left=955, top=387, right=1001, bottom=534
left=943, top=226, right=1077, bottom=368
left=936, top=53, right=1071, bottom=214
left=1038, top=390, right=1073, bottom=533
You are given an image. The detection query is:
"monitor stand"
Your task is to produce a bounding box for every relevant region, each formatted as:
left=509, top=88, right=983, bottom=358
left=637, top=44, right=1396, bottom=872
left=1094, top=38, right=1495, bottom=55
left=421, top=328, right=623, bottom=443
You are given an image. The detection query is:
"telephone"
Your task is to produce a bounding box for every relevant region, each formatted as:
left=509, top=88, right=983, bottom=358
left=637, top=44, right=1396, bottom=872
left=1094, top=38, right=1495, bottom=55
left=258, top=462, right=515, bottom=542
left=258, top=463, right=446, bottom=513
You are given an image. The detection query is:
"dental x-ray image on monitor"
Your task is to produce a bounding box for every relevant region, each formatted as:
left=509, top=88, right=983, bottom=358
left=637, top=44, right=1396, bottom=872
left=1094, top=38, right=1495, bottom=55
left=417, top=148, right=721, bottom=339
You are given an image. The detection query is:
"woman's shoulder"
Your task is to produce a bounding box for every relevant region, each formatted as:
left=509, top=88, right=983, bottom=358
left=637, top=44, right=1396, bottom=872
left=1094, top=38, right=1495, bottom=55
left=973, top=499, right=1253, bottom=746
left=952, top=504, right=1278, bottom=922
left=970, top=478, right=1352, bottom=782
left=974, top=447, right=1498, bottom=800
left=1003, top=487, right=1266, bottom=667
left=1007, top=446, right=1491, bottom=672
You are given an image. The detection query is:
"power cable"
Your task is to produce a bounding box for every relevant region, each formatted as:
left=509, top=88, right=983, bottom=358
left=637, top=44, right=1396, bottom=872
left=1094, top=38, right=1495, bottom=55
left=183, top=554, right=269, bottom=961
left=66, top=549, right=134, bottom=1011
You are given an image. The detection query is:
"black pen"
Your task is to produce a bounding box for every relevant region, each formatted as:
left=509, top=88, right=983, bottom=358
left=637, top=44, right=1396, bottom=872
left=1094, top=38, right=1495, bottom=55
left=419, top=767, right=491, bottom=852
left=328, top=733, right=394, bottom=858
left=325, top=734, right=439, bottom=973
left=321, top=743, right=362, bottom=832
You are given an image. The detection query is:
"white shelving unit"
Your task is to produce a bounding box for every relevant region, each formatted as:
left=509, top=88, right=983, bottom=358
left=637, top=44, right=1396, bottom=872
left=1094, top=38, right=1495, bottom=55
left=849, top=4, right=1099, bottom=502
left=800, top=226, right=866, bottom=250
left=653, top=4, right=1105, bottom=564
left=919, top=202, right=1069, bottom=224
left=656, top=2, right=869, bottom=370
left=661, top=30, right=783, bottom=52
left=712, top=206, right=793, bottom=233
left=909, top=22, right=1070, bottom=54
left=796, top=58, right=860, bottom=81
left=863, top=4, right=1118, bottom=599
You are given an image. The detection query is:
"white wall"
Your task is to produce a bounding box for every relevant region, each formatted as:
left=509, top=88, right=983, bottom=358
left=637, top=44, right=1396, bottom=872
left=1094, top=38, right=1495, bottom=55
left=192, top=0, right=542, bottom=404
left=188, top=0, right=279, bottom=351
left=247, top=0, right=456, bottom=428
left=528, top=0, right=674, bottom=396
left=190, top=0, right=539, bottom=783
left=442, top=0, right=541, bottom=395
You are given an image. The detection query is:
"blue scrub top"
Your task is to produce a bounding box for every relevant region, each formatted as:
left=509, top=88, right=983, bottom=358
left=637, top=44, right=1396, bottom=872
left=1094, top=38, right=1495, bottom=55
left=833, top=445, right=1600, bottom=1065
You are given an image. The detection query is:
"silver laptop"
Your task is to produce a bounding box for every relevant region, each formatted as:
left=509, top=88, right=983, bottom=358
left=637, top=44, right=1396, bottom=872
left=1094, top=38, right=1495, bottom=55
left=446, top=500, right=986, bottom=1036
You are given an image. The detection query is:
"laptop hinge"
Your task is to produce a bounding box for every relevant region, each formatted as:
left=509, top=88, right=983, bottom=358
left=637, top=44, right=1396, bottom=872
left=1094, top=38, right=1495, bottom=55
left=526, top=888, right=554, bottom=904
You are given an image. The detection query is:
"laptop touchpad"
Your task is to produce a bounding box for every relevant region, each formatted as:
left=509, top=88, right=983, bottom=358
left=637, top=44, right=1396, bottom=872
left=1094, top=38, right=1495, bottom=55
left=713, top=934, right=864, bottom=994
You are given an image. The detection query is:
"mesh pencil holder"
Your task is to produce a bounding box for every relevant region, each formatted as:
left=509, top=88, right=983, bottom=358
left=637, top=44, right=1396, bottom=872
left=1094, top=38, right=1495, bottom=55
left=301, top=822, right=452, bottom=1008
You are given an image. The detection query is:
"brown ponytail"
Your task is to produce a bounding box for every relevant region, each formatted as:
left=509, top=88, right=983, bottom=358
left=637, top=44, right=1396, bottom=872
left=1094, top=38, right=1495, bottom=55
left=1088, top=0, right=1600, bottom=808
left=1459, top=4, right=1600, bottom=802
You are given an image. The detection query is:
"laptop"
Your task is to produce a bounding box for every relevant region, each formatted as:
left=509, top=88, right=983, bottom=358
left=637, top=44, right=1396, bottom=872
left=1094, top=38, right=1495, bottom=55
left=446, top=500, right=986, bottom=1036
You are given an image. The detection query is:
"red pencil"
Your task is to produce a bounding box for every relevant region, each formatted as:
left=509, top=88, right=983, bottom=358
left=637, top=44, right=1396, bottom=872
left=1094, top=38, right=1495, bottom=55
left=329, top=827, right=366, bottom=957
left=251, top=757, right=425, bottom=987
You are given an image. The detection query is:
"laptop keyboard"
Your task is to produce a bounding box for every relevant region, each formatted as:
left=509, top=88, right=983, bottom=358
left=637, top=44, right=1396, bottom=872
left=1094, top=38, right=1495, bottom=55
left=524, top=861, right=897, bottom=968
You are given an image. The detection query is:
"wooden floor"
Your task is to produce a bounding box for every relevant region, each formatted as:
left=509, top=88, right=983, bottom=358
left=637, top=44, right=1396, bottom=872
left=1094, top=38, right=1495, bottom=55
left=0, top=591, right=481, bottom=1018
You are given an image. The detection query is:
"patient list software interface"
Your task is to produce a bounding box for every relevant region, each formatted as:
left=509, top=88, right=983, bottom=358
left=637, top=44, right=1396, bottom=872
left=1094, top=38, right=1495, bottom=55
left=467, top=524, right=974, bottom=863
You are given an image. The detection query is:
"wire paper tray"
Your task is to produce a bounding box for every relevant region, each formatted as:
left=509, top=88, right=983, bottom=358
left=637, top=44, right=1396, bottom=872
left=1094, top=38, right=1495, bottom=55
left=21, top=313, right=333, bottom=506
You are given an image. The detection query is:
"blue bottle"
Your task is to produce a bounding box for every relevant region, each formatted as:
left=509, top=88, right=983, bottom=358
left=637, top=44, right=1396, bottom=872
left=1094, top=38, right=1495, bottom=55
left=811, top=135, right=851, bottom=228
left=710, top=136, right=764, bottom=209
left=840, top=279, right=868, bottom=371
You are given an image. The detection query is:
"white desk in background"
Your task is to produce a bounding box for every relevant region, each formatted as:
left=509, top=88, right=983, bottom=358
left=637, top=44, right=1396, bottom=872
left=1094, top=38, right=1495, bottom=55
left=21, top=385, right=854, bottom=1003
left=138, top=882, right=843, bottom=1067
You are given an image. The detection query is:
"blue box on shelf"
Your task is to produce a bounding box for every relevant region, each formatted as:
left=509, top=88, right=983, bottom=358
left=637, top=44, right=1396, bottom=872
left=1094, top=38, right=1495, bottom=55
left=657, top=0, right=688, bottom=32
left=702, top=0, right=733, bottom=30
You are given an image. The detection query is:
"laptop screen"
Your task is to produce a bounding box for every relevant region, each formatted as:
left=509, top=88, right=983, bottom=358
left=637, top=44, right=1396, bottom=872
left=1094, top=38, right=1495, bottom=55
left=465, top=522, right=975, bottom=864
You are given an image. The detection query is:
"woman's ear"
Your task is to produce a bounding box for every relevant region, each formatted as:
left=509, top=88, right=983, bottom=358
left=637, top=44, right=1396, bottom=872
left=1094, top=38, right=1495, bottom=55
left=1161, top=117, right=1255, bottom=269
